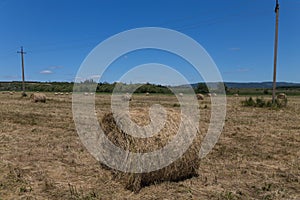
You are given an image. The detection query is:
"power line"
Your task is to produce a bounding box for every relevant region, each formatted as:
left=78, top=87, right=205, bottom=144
left=0, top=47, right=19, bottom=59
left=27, top=41, right=97, bottom=54
left=174, top=10, right=269, bottom=32
left=156, top=0, right=254, bottom=27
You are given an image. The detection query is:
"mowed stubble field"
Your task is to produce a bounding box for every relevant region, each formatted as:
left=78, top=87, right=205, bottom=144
left=0, top=92, right=299, bottom=199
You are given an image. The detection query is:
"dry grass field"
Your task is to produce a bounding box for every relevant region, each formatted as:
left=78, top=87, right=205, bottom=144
left=0, top=92, right=299, bottom=199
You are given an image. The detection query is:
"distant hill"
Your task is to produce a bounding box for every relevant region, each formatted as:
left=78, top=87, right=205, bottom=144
left=225, top=82, right=300, bottom=89
left=189, top=82, right=300, bottom=89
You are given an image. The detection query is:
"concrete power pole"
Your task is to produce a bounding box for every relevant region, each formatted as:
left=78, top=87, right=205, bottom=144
left=272, top=0, right=280, bottom=104
left=17, top=46, right=27, bottom=97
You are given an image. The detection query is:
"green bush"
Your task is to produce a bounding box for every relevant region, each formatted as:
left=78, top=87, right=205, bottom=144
left=242, top=97, right=255, bottom=107
left=242, top=97, right=287, bottom=108
left=263, top=89, right=269, bottom=95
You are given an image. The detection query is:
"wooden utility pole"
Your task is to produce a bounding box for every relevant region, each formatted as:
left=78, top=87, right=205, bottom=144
left=17, top=46, right=27, bottom=97
left=272, top=0, right=280, bottom=104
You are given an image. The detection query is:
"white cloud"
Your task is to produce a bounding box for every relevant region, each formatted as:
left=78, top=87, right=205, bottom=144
left=116, top=63, right=189, bottom=86
left=73, top=75, right=100, bottom=83
left=74, top=76, right=86, bottom=82
left=90, top=74, right=101, bottom=79
left=40, top=70, right=53, bottom=74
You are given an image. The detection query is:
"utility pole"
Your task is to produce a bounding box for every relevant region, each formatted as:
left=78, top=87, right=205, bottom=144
left=272, top=0, right=280, bottom=104
left=17, top=46, right=27, bottom=97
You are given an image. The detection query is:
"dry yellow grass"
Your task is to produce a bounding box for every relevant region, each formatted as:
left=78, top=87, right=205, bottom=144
left=0, top=92, right=299, bottom=199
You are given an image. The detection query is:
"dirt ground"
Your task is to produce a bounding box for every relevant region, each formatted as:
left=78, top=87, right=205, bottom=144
left=0, top=92, right=299, bottom=199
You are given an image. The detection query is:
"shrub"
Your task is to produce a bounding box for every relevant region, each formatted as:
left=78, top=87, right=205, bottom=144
left=242, top=97, right=287, bottom=108
left=263, top=89, right=269, bottom=95
left=242, top=97, right=255, bottom=107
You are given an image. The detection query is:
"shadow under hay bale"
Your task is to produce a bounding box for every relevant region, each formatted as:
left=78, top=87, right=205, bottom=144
left=100, top=108, right=202, bottom=192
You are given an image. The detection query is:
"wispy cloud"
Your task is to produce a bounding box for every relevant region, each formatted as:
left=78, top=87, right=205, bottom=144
left=229, top=47, right=241, bottom=51
left=74, top=76, right=84, bottom=82
left=48, top=66, right=63, bottom=70
left=40, top=70, right=53, bottom=74
left=73, top=75, right=100, bottom=82
left=90, top=74, right=101, bottom=79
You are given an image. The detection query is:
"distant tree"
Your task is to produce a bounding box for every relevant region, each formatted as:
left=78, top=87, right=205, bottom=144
left=195, top=83, right=209, bottom=94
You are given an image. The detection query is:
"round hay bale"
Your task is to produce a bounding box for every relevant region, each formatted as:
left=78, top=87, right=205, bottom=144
left=145, top=92, right=150, bottom=96
left=30, top=93, right=46, bottom=103
left=100, top=108, right=201, bottom=192
left=122, top=93, right=132, bottom=101
left=233, top=93, right=239, bottom=97
left=196, top=93, right=204, bottom=100
left=277, top=93, right=287, bottom=99
left=179, top=93, right=183, bottom=97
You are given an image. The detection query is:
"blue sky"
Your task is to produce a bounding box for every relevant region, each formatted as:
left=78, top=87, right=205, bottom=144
left=0, top=0, right=299, bottom=84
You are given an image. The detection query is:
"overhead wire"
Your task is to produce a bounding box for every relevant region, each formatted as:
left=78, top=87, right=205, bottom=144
left=175, top=10, right=270, bottom=32
left=0, top=2, right=286, bottom=56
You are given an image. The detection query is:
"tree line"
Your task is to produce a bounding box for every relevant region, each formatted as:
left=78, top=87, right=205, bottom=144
left=0, top=81, right=228, bottom=94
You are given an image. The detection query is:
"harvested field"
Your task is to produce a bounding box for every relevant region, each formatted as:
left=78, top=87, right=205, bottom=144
left=0, top=92, right=299, bottom=199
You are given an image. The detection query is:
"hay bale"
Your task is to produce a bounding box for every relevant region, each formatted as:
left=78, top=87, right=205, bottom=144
left=54, top=92, right=59, bottom=95
left=122, top=93, right=132, bottom=101
left=277, top=93, right=287, bottom=99
left=179, top=93, right=183, bottom=97
left=145, top=92, right=150, bottom=96
left=30, top=93, right=46, bottom=103
left=233, top=93, right=239, bottom=97
left=9, top=92, right=13, bottom=95
left=100, top=108, right=201, bottom=192
left=207, top=93, right=211, bottom=97
left=196, top=93, right=204, bottom=100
